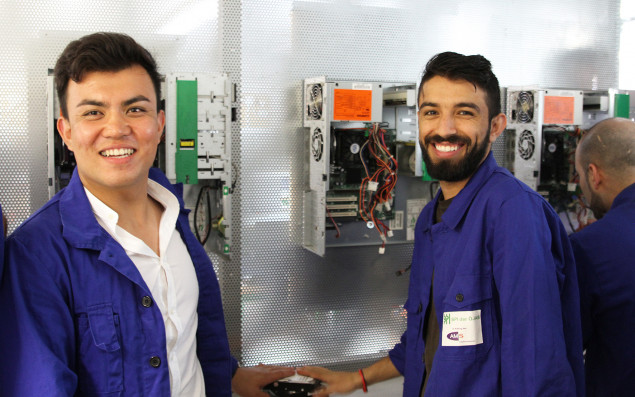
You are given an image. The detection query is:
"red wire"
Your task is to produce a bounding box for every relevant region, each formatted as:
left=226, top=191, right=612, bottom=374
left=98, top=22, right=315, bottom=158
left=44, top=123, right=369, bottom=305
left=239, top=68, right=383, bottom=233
left=326, top=207, right=341, bottom=238
left=355, top=123, right=399, bottom=242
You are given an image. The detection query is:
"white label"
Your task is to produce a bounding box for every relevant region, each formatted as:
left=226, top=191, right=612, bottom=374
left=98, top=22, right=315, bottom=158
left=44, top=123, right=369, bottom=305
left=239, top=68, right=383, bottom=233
left=390, top=210, right=404, bottom=231
left=352, top=83, right=372, bottom=90
left=441, top=310, right=483, bottom=346
left=406, top=199, right=427, bottom=241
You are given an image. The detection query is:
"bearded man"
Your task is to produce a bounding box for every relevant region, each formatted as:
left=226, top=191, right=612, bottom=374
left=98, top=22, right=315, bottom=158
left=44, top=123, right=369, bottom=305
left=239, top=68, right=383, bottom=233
left=298, top=52, right=585, bottom=397
left=570, top=117, right=635, bottom=396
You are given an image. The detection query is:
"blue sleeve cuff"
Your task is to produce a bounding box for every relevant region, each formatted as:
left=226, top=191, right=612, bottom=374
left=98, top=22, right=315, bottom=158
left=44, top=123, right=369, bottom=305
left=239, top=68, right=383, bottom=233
left=388, top=340, right=406, bottom=375
left=231, top=356, right=239, bottom=377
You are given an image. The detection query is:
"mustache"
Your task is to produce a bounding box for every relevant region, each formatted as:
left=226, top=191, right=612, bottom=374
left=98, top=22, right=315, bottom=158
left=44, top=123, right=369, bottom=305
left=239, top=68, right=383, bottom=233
left=424, top=134, right=472, bottom=146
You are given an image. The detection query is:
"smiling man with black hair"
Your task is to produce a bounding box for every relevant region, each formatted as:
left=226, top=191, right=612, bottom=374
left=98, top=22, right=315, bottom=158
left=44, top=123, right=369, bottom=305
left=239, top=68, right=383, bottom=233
left=299, top=52, right=585, bottom=397
left=0, top=32, right=293, bottom=397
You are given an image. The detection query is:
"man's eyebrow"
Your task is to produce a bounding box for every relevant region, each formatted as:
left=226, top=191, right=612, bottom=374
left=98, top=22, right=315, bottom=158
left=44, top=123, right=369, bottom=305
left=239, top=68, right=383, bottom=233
left=455, top=102, right=481, bottom=112
left=76, top=99, right=106, bottom=108
left=75, top=95, right=152, bottom=109
left=418, top=101, right=482, bottom=112
left=123, top=95, right=152, bottom=107
left=418, top=101, right=438, bottom=110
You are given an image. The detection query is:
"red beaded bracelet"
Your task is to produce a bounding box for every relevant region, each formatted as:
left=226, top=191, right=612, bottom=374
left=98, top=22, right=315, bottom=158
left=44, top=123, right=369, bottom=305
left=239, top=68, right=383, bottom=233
left=359, top=369, right=368, bottom=393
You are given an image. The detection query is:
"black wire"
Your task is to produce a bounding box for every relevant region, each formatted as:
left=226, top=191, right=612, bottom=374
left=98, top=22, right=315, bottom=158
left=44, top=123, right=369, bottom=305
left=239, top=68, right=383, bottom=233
left=230, top=162, right=238, bottom=190
left=194, top=186, right=211, bottom=245
left=395, top=264, right=412, bottom=276
left=206, top=185, right=212, bottom=237
left=194, top=186, right=204, bottom=243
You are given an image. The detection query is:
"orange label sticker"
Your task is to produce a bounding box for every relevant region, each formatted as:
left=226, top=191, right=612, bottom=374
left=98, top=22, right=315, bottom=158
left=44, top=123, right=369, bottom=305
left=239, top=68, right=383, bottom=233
left=544, top=96, right=575, bottom=124
left=333, top=89, right=372, bottom=121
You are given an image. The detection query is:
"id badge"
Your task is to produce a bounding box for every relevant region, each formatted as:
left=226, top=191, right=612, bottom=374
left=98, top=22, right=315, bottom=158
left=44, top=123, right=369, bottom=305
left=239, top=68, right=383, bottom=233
left=441, top=310, right=483, bottom=346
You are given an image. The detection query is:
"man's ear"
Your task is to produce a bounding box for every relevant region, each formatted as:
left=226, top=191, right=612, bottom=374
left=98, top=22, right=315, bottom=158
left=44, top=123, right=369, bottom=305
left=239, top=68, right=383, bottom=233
left=587, top=163, right=603, bottom=190
left=57, top=117, right=73, bottom=151
left=489, top=113, right=507, bottom=143
left=156, top=109, right=166, bottom=145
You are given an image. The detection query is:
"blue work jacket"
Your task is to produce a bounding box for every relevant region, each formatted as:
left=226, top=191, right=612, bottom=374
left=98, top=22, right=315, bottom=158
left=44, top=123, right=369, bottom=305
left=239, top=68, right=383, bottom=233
left=570, top=183, right=635, bottom=396
left=0, top=168, right=237, bottom=396
left=388, top=153, right=585, bottom=397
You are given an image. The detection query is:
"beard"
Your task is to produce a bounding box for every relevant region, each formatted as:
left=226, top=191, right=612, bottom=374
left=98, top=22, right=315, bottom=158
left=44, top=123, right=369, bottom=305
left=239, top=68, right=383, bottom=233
left=588, top=191, right=607, bottom=220
left=583, top=173, right=608, bottom=220
left=420, top=129, right=491, bottom=182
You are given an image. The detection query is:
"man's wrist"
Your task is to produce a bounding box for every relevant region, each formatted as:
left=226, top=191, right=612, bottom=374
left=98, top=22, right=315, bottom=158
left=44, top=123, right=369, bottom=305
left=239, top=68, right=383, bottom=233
left=358, top=369, right=368, bottom=392
left=231, top=360, right=241, bottom=378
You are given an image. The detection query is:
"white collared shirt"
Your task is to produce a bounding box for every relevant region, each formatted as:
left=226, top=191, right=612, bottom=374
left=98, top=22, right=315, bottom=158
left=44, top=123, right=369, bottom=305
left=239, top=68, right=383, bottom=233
left=85, top=181, right=205, bottom=396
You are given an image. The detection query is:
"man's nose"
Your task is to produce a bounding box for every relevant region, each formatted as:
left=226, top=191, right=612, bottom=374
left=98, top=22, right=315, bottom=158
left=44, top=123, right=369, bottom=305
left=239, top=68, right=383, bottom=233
left=103, top=111, right=131, bottom=137
left=435, top=114, right=457, bottom=137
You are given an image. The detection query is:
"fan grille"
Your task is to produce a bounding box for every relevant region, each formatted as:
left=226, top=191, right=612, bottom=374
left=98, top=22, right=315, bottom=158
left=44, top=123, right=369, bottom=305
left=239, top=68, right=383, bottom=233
left=311, top=127, right=324, bottom=161
left=306, top=83, right=323, bottom=120
left=516, top=91, right=534, bottom=123
left=518, top=130, right=535, bottom=160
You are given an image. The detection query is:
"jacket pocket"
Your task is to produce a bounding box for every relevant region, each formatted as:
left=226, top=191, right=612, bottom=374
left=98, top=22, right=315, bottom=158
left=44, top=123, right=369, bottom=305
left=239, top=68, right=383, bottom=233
left=404, top=297, right=426, bottom=341
left=437, top=274, right=495, bottom=360
left=76, top=303, right=124, bottom=394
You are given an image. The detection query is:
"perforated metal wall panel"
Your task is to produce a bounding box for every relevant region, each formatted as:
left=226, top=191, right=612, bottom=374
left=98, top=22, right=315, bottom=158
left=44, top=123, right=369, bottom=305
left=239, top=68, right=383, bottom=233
left=238, top=0, right=619, bottom=369
left=0, top=0, right=620, bottom=373
left=0, top=0, right=223, bottom=229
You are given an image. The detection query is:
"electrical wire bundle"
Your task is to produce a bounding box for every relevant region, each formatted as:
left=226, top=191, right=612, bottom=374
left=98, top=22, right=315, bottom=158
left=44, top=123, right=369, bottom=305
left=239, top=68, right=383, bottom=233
left=194, top=185, right=224, bottom=245
left=194, top=186, right=213, bottom=245
left=358, top=122, right=398, bottom=253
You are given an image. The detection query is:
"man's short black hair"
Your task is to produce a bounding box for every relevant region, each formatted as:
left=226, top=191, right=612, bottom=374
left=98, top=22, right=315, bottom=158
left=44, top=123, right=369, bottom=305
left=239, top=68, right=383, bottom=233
left=419, top=51, right=501, bottom=121
left=54, top=32, right=161, bottom=118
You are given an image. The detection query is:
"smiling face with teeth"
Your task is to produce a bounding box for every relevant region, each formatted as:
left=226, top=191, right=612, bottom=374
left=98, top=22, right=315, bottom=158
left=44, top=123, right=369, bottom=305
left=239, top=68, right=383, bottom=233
left=418, top=76, right=506, bottom=196
left=57, top=65, right=165, bottom=200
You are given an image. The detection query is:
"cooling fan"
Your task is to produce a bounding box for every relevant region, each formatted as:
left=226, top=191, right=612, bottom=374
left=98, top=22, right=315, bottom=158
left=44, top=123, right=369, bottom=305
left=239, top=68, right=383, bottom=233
left=334, top=130, right=367, bottom=167
left=515, top=91, right=534, bottom=123
left=306, top=83, right=323, bottom=120
left=518, top=130, right=536, bottom=160
left=311, top=127, right=324, bottom=162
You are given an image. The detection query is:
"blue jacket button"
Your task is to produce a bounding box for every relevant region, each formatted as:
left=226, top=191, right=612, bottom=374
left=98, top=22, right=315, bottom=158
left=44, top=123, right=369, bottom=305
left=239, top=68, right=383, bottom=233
left=150, top=356, right=161, bottom=368
left=142, top=296, right=153, bottom=308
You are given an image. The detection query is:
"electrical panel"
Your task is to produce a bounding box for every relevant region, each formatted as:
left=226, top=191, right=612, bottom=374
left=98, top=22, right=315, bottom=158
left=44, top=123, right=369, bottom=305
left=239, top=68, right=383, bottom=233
left=47, top=72, right=234, bottom=257
left=165, top=73, right=234, bottom=256
left=582, top=89, right=631, bottom=129
left=504, top=87, right=583, bottom=209
left=303, top=77, right=427, bottom=256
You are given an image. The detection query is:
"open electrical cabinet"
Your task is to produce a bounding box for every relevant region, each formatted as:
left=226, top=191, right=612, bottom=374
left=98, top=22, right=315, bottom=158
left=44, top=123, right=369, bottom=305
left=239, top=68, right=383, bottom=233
left=302, top=77, right=428, bottom=256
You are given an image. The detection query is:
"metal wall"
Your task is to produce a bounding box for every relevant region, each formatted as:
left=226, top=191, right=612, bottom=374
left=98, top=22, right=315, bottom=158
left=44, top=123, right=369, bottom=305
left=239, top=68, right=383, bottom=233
left=0, top=0, right=620, bottom=370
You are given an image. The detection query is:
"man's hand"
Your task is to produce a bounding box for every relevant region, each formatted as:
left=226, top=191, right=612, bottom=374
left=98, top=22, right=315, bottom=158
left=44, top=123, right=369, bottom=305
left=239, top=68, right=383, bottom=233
left=232, top=364, right=296, bottom=397
left=296, top=366, right=360, bottom=397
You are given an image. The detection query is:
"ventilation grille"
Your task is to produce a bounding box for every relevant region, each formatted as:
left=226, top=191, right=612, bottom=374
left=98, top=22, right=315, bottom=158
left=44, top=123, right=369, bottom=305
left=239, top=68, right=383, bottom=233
left=311, top=127, right=324, bottom=161
left=306, top=83, right=324, bottom=120
left=518, top=130, right=535, bottom=160
left=516, top=91, right=534, bottom=123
